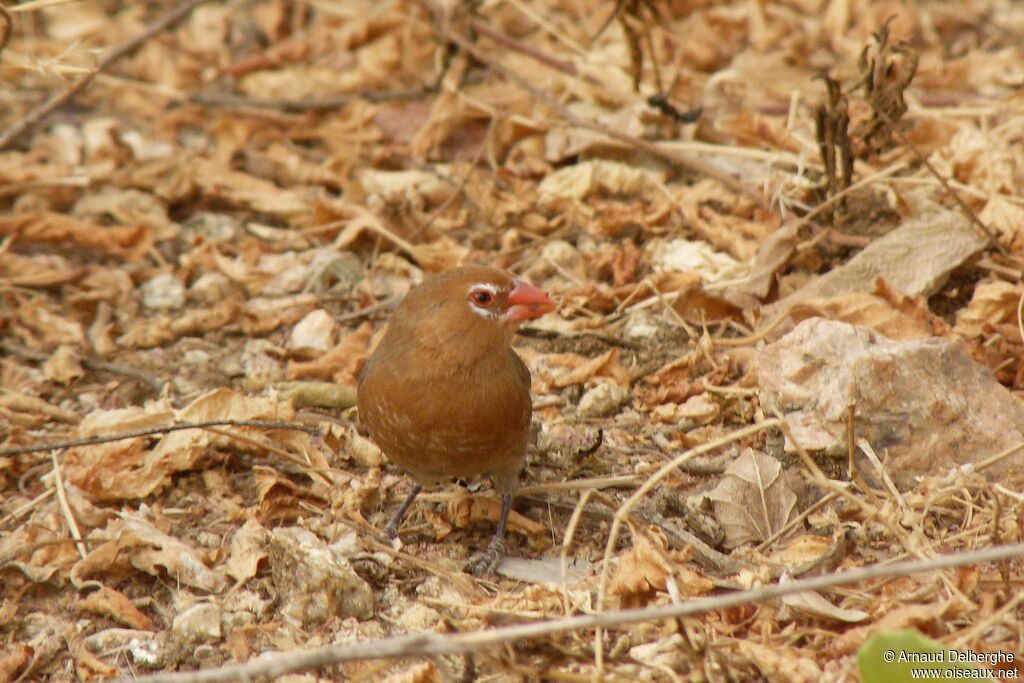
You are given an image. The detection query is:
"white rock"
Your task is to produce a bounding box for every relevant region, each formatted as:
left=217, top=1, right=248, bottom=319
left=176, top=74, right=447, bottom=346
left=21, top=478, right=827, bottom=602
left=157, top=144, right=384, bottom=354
left=189, top=272, right=235, bottom=304
left=395, top=603, right=442, bottom=632
left=756, top=318, right=1024, bottom=479
left=171, top=603, right=222, bottom=644
left=649, top=238, right=747, bottom=283
left=290, top=309, right=338, bottom=351
left=577, top=383, right=630, bottom=417
left=139, top=273, right=185, bottom=310
left=269, top=528, right=374, bottom=628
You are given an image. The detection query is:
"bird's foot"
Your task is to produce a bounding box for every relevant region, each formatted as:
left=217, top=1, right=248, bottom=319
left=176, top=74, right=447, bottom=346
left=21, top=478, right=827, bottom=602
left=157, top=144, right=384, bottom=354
left=464, top=539, right=506, bottom=576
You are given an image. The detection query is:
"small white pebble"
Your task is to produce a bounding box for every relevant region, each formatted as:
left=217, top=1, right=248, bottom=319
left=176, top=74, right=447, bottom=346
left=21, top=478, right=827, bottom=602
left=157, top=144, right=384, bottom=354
left=577, top=382, right=630, bottom=418
left=139, top=273, right=185, bottom=310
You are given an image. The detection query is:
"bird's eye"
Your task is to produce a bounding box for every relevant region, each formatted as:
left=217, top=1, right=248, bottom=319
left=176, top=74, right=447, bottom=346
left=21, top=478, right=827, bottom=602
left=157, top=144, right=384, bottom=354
left=470, top=289, right=494, bottom=306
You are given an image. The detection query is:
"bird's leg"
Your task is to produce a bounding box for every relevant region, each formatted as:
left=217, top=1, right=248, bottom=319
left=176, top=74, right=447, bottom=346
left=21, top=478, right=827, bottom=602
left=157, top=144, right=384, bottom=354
left=383, top=482, right=422, bottom=541
left=465, top=492, right=512, bottom=576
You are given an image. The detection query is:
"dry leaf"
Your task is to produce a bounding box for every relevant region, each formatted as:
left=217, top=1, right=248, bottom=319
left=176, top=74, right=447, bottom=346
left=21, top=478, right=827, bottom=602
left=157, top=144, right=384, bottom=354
left=765, top=198, right=988, bottom=319
left=0, top=390, right=80, bottom=423
left=781, top=289, right=934, bottom=340
left=43, top=345, right=85, bottom=384
left=650, top=238, right=747, bottom=283
left=64, top=389, right=298, bottom=501
left=0, top=251, right=84, bottom=287
left=538, top=160, right=666, bottom=202
left=608, top=526, right=713, bottom=608
left=79, top=585, right=154, bottom=630
left=447, top=492, right=547, bottom=539
left=954, top=280, right=1022, bottom=339
left=286, top=321, right=372, bottom=385
left=242, top=294, right=319, bottom=334
left=10, top=297, right=87, bottom=349
left=779, top=573, right=869, bottom=623
left=732, top=641, right=823, bottom=682
left=0, top=645, right=33, bottom=682
left=708, top=449, right=797, bottom=549
left=380, top=661, right=441, bottom=683
left=223, top=518, right=269, bottom=583
left=71, top=514, right=227, bottom=593
left=532, top=348, right=630, bottom=391
left=675, top=179, right=779, bottom=260
left=0, top=212, right=152, bottom=261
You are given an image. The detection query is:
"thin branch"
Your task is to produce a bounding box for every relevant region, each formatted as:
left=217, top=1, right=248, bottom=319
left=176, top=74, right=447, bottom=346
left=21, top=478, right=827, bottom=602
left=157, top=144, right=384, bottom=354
left=188, top=86, right=435, bottom=112
left=0, top=341, right=163, bottom=392
left=468, top=18, right=591, bottom=82
left=50, top=451, right=87, bottom=559
left=410, top=0, right=765, bottom=206
left=596, top=419, right=783, bottom=610
left=0, top=419, right=320, bottom=457
left=121, top=542, right=1024, bottom=683
left=871, top=105, right=1002, bottom=252
left=593, top=418, right=782, bottom=669
left=0, top=4, right=11, bottom=55
left=0, top=0, right=213, bottom=151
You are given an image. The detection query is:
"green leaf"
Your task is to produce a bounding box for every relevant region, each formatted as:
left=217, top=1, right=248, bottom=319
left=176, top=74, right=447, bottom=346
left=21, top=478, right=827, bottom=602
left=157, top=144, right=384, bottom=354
left=858, top=629, right=994, bottom=682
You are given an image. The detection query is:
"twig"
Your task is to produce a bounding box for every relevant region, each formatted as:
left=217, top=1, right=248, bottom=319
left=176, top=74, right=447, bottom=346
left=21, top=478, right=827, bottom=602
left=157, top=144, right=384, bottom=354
left=1017, top=289, right=1024, bottom=345
left=560, top=489, right=593, bottom=616
left=0, top=341, right=164, bottom=392
left=202, top=427, right=340, bottom=490
left=593, top=418, right=783, bottom=669
left=50, top=451, right=86, bottom=559
left=952, top=588, right=1024, bottom=648
left=0, top=488, right=54, bottom=527
left=0, top=419, right=320, bottom=457
left=468, top=18, right=590, bottom=82
left=0, top=0, right=213, bottom=151
left=0, top=4, right=11, bottom=55
left=188, top=87, right=435, bottom=112
left=120, top=542, right=1024, bottom=683
left=755, top=491, right=838, bottom=553
left=517, top=474, right=639, bottom=496
left=362, top=536, right=483, bottom=599
left=410, top=0, right=765, bottom=206
left=871, top=106, right=1002, bottom=251
left=596, top=419, right=783, bottom=605
left=775, top=412, right=966, bottom=602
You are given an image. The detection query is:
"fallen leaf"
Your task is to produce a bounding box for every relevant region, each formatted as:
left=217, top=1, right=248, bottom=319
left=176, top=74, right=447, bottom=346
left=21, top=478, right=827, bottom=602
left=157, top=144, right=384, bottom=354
left=764, top=199, right=988, bottom=319
left=72, top=514, right=227, bottom=593
left=0, top=212, right=152, bottom=261
left=608, top=526, right=713, bottom=608
left=79, top=585, right=154, bottom=630
left=779, top=572, right=869, bottom=622
left=447, top=492, right=547, bottom=539
left=708, top=449, right=797, bottom=549
left=286, top=321, right=373, bottom=385
left=223, top=518, right=269, bottom=583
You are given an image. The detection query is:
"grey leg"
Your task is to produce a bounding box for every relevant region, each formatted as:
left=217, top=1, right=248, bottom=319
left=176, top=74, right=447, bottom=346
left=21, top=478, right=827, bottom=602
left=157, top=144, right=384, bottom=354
left=465, top=492, right=512, bottom=576
left=383, top=482, right=422, bottom=540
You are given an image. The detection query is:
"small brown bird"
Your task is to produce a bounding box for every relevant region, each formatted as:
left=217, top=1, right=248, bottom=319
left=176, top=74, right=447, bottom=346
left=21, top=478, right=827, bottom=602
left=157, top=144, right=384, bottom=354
left=358, top=265, right=555, bottom=573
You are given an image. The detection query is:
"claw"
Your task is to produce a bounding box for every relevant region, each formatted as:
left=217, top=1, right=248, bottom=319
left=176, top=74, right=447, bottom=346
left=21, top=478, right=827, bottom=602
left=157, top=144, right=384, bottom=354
left=465, top=538, right=506, bottom=576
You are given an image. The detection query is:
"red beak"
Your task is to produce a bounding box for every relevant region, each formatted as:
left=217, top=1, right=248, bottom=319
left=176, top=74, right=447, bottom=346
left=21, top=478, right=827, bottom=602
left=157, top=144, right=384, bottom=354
left=506, top=279, right=555, bottom=322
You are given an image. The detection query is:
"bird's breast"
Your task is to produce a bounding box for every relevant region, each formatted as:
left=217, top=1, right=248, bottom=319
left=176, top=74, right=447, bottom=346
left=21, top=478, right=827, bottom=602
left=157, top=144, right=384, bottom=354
left=358, top=347, right=532, bottom=487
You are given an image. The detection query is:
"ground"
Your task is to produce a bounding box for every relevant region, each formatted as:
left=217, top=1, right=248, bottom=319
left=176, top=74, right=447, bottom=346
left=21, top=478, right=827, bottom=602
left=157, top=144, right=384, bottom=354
left=1, top=1, right=1024, bottom=681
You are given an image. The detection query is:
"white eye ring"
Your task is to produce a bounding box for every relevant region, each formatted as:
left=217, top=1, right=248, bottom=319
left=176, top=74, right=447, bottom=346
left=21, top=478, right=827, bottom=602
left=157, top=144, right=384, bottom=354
left=467, top=283, right=499, bottom=318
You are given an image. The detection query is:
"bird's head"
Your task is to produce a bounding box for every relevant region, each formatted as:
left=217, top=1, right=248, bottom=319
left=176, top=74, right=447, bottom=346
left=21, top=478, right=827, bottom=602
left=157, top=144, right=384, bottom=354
left=389, top=265, right=555, bottom=358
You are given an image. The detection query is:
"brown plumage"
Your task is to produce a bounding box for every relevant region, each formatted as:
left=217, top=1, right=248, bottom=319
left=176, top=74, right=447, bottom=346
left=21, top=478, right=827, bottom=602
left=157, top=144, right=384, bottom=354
left=358, top=265, right=555, bottom=573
